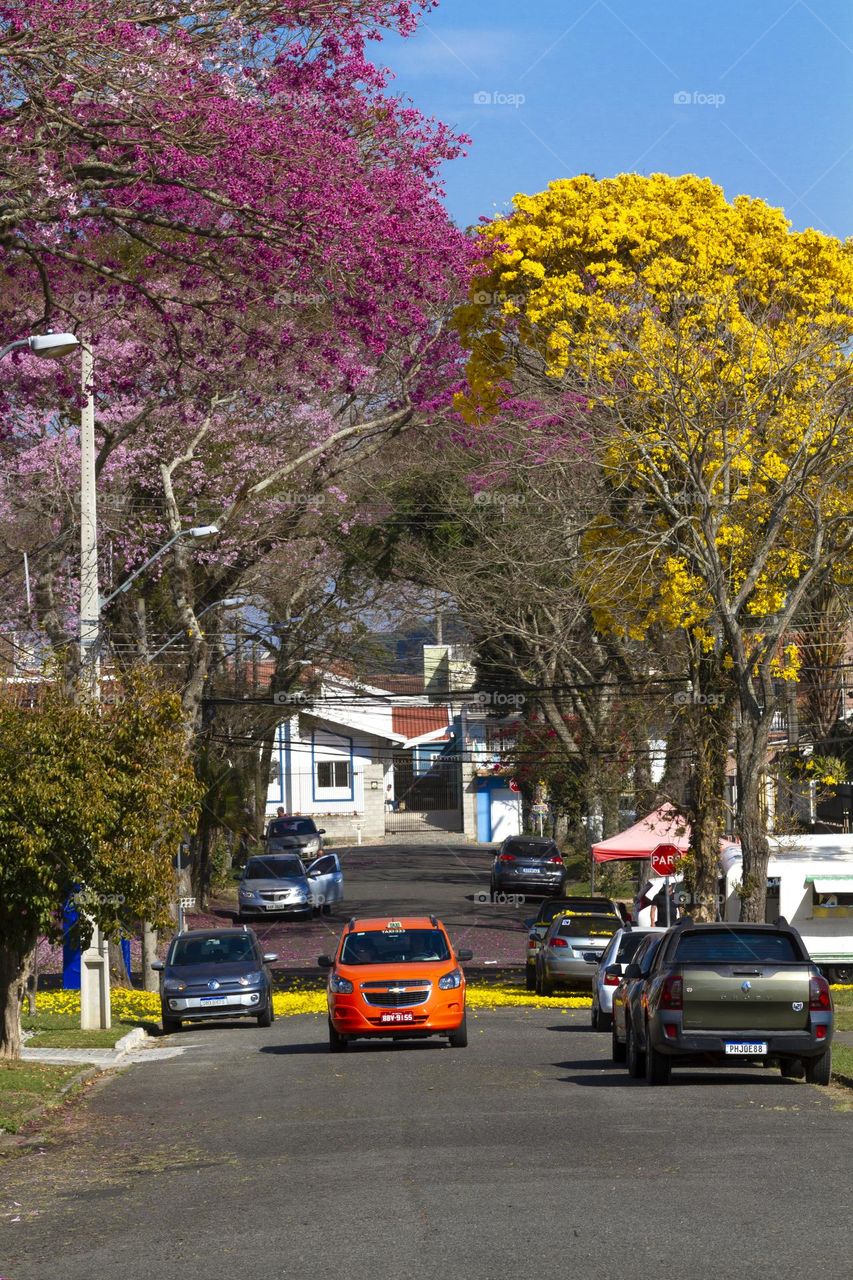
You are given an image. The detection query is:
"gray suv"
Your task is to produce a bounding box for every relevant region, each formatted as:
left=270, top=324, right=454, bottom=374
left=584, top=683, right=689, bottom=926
left=153, top=928, right=278, bottom=1033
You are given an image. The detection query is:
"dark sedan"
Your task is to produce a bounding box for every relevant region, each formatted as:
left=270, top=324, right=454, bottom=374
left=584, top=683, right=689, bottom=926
left=265, top=815, right=325, bottom=858
left=153, top=928, right=278, bottom=1033
left=490, top=836, right=566, bottom=900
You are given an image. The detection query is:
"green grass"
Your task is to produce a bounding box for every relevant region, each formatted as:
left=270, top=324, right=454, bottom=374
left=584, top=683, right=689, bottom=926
left=0, top=1060, right=83, bottom=1133
left=832, top=1044, right=853, bottom=1085
left=22, top=1011, right=141, bottom=1049
left=834, top=1008, right=853, bottom=1032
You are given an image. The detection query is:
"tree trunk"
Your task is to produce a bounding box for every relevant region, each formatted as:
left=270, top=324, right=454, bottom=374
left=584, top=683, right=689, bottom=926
left=684, top=662, right=733, bottom=922
left=108, top=938, right=132, bottom=987
left=141, top=922, right=159, bottom=992
left=0, top=940, right=36, bottom=1060
left=736, top=713, right=773, bottom=922
left=192, top=809, right=214, bottom=909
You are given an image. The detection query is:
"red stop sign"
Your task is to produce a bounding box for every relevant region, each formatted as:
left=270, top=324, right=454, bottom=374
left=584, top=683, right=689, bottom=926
left=651, top=844, right=680, bottom=877
left=509, top=778, right=521, bottom=793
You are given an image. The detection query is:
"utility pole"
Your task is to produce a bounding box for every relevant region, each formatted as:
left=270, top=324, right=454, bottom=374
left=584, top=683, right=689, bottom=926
left=79, top=339, right=100, bottom=689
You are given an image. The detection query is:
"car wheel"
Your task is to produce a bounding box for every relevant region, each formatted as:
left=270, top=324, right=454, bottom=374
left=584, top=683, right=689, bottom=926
left=162, top=1016, right=182, bottom=1034
left=779, top=1059, right=804, bottom=1079
left=328, top=1018, right=348, bottom=1052
left=612, top=1022, right=627, bottom=1063
left=644, top=1025, right=672, bottom=1085
left=447, top=1013, right=468, bottom=1048
left=626, top=1020, right=644, bottom=1077
left=489, top=883, right=500, bottom=902
left=598, top=1009, right=613, bottom=1033
left=257, top=994, right=274, bottom=1027
left=804, top=1049, right=832, bottom=1086
left=540, top=971, right=554, bottom=997
left=321, top=903, right=332, bottom=916
left=591, top=1002, right=599, bottom=1031
left=830, top=965, right=853, bottom=984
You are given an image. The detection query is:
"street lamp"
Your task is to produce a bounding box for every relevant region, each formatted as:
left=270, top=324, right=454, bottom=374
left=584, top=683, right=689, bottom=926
left=149, top=595, right=244, bottom=661
left=99, top=524, right=221, bottom=610
left=0, top=332, right=80, bottom=362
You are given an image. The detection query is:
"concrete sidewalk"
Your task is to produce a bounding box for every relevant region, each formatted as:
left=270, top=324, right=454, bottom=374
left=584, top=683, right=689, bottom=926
left=20, top=1026, right=152, bottom=1066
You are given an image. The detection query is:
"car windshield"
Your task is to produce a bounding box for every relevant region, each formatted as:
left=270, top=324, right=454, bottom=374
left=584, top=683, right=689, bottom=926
left=616, top=933, right=652, bottom=962
left=673, top=930, right=801, bottom=964
left=169, top=935, right=257, bottom=966
left=267, top=818, right=317, bottom=837
left=340, top=928, right=451, bottom=965
left=557, top=915, right=619, bottom=938
left=503, top=840, right=558, bottom=858
left=245, top=857, right=304, bottom=879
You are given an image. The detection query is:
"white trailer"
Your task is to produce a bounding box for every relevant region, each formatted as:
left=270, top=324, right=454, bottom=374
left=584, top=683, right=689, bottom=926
left=719, top=835, right=853, bottom=983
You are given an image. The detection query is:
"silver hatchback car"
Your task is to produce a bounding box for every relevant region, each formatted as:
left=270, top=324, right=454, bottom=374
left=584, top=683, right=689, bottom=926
left=588, top=927, right=666, bottom=1030
left=535, top=912, right=620, bottom=994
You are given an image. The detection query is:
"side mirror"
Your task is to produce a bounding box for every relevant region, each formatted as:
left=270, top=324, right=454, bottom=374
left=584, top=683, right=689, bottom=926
left=151, top=959, right=165, bottom=972
left=262, top=953, right=278, bottom=963
left=604, top=964, right=622, bottom=979
left=307, top=870, right=319, bottom=878
left=624, top=963, right=642, bottom=980
left=581, top=952, right=599, bottom=964
left=456, top=948, right=473, bottom=962
left=317, top=829, right=326, bottom=835
left=317, top=955, right=333, bottom=969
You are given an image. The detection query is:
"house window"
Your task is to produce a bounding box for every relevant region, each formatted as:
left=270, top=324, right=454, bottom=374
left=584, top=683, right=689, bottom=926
left=317, top=760, right=350, bottom=790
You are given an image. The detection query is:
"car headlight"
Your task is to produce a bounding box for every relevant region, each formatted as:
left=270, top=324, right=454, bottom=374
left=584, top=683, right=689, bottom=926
left=238, top=972, right=263, bottom=987
left=329, top=973, right=353, bottom=994
left=239, top=887, right=256, bottom=898
left=438, top=968, right=462, bottom=990
left=303, top=838, right=320, bottom=854
left=163, top=980, right=186, bottom=993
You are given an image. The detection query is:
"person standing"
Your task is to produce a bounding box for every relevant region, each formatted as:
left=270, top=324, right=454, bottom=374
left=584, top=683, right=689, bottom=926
left=649, top=883, right=679, bottom=927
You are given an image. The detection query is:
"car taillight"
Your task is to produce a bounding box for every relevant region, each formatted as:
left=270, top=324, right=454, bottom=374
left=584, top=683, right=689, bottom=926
left=528, top=936, right=538, bottom=949
left=604, top=973, right=621, bottom=987
left=549, top=937, right=569, bottom=948
left=660, top=976, right=683, bottom=1009
left=809, top=975, right=832, bottom=1011
left=498, top=854, right=516, bottom=863
left=548, top=856, right=564, bottom=865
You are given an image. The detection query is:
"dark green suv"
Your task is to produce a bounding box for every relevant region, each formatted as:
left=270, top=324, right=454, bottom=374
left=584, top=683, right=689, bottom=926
left=624, top=921, right=834, bottom=1086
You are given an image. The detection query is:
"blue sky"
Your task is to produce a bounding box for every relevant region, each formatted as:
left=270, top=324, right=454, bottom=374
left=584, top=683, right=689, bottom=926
left=379, top=0, right=852, bottom=237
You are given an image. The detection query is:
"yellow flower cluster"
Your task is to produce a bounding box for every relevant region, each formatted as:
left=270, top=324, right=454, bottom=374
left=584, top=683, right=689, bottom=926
left=458, top=174, right=853, bottom=655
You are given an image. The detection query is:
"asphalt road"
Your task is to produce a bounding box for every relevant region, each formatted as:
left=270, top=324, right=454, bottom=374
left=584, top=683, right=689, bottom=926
left=3, top=1008, right=852, bottom=1280
left=194, top=840, right=532, bottom=973
left=4, top=840, right=852, bottom=1279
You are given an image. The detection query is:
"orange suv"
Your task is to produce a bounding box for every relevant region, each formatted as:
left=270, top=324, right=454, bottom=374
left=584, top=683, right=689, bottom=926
left=318, top=915, right=473, bottom=1051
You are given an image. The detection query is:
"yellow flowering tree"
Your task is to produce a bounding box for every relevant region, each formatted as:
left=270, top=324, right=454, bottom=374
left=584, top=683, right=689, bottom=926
left=458, top=173, right=853, bottom=920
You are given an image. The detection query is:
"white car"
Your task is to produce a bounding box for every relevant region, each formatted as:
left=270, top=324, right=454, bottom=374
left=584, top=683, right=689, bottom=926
left=589, top=926, right=666, bottom=1030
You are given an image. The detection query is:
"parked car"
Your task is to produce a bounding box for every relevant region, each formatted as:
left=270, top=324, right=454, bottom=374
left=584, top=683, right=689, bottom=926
left=589, top=927, right=666, bottom=1031
left=153, top=927, right=277, bottom=1033
left=525, top=897, right=623, bottom=990
left=535, top=912, right=620, bottom=995
left=611, top=931, right=665, bottom=1066
left=265, top=815, right=325, bottom=858
left=621, top=920, right=834, bottom=1085
left=318, top=915, right=473, bottom=1051
left=237, top=852, right=340, bottom=920
left=490, top=836, right=566, bottom=900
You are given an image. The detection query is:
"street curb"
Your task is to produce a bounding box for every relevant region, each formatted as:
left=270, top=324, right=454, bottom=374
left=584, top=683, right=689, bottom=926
left=113, top=1026, right=148, bottom=1056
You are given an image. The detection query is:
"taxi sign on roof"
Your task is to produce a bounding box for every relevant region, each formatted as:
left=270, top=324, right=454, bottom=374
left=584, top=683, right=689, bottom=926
left=384, top=920, right=404, bottom=933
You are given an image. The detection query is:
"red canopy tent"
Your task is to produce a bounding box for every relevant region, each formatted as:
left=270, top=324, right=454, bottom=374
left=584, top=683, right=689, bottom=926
left=591, top=806, right=691, bottom=864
